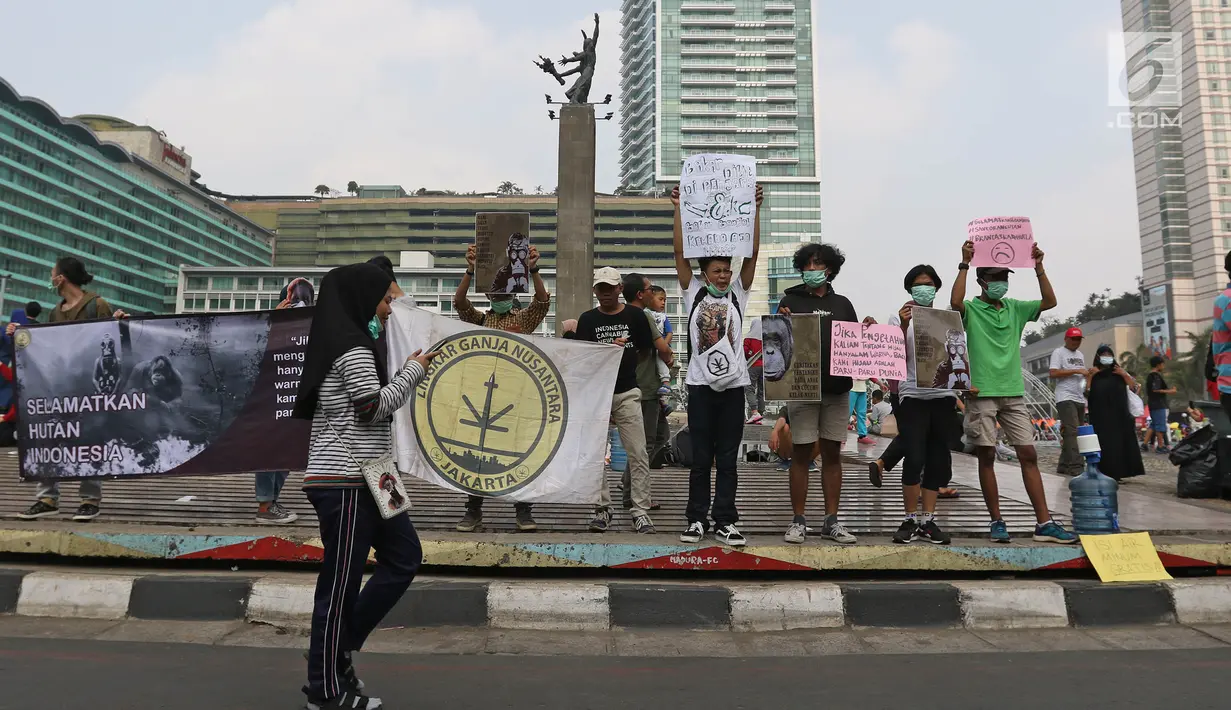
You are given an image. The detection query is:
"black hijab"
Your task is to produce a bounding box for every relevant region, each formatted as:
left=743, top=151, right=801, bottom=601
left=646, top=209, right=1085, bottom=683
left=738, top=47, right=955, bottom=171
left=292, top=263, right=392, bottom=420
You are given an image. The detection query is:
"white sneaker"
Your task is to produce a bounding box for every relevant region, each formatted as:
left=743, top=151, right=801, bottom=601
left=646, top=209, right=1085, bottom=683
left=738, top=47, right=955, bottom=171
left=714, top=523, right=746, bottom=547
left=680, top=521, right=705, bottom=543
left=784, top=521, right=806, bottom=544
left=820, top=516, right=857, bottom=545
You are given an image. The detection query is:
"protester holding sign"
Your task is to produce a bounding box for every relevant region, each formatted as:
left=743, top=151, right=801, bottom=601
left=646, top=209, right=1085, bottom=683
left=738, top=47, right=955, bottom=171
left=950, top=241, right=1077, bottom=545
left=293, top=263, right=437, bottom=710
left=776, top=243, right=861, bottom=545
left=672, top=182, right=762, bottom=548
left=886, top=265, right=958, bottom=545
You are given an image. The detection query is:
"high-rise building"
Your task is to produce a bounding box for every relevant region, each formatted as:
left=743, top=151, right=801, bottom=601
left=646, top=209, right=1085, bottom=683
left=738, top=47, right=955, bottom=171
left=619, top=0, right=821, bottom=312
left=1121, top=0, right=1231, bottom=355
left=0, top=77, right=273, bottom=314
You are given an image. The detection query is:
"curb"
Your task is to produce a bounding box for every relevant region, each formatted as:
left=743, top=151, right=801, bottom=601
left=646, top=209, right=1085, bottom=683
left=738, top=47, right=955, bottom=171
left=4, top=571, right=1231, bottom=631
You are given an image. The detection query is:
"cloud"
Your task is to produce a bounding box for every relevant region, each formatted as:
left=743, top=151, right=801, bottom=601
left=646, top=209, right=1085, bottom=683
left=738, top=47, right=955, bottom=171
left=126, top=0, right=622, bottom=195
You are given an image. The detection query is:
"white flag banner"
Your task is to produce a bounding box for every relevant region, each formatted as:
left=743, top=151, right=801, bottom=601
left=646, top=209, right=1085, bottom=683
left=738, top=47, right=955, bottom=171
left=387, top=301, right=621, bottom=503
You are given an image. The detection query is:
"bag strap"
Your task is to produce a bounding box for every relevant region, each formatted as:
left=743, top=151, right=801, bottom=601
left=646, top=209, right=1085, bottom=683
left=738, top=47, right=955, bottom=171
left=85, top=298, right=98, bottom=320
left=322, top=411, right=392, bottom=468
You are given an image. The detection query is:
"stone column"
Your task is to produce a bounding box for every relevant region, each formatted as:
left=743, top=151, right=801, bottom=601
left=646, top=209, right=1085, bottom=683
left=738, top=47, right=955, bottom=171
left=554, top=103, right=596, bottom=335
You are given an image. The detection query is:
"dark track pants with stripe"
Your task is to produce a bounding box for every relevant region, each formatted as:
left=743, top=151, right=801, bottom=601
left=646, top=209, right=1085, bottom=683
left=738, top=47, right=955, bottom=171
left=306, top=487, right=422, bottom=700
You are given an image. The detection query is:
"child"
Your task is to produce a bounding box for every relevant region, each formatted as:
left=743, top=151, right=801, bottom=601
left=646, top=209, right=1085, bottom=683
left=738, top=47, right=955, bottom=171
left=647, top=285, right=673, bottom=397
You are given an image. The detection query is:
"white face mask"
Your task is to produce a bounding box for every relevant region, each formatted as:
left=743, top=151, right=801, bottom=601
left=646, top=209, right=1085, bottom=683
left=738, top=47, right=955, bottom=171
left=1099, top=356, right=1115, bottom=367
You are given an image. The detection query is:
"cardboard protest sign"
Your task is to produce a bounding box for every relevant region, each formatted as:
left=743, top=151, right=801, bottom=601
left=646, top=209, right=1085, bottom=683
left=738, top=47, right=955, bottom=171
left=761, top=314, right=822, bottom=402
left=911, top=308, right=972, bottom=391
left=475, top=212, right=532, bottom=294
left=680, top=154, right=757, bottom=259
left=968, top=216, right=1035, bottom=269
left=829, top=322, right=907, bottom=380
left=1081, top=532, right=1172, bottom=583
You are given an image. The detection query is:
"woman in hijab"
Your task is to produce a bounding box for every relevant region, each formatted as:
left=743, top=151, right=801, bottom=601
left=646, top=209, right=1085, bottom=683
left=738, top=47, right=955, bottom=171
left=294, top=262, right=436, bottom=710
left=1086, top=343, right=1145, bottom=481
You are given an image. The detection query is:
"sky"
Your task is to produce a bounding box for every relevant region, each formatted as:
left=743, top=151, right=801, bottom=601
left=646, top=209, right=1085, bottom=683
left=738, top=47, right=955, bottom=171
left=0, top=0, right=1141, bottom=326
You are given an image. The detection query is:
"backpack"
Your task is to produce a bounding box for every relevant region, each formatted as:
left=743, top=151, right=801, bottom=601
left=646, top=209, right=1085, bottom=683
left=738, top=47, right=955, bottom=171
left=685, top=285, right=743, bottom=362
left=670, top=426, right=692, bottom=468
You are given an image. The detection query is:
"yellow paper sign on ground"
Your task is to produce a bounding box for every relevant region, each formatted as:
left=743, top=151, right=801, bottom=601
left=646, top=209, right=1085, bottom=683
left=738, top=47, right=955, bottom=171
left=1081, top=532, right=1173, bottom=583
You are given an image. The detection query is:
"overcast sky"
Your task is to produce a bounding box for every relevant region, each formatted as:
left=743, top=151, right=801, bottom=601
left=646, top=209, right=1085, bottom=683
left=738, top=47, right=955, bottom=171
left=0, top=0, right=1140, bottom=325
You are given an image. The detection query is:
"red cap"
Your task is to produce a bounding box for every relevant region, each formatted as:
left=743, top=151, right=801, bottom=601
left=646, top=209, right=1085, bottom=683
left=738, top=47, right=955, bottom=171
left=1066, top=328, right=1083, bottom=339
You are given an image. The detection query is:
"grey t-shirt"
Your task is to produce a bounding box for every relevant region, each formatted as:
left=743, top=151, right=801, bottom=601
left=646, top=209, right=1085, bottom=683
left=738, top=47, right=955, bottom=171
left=1049, top=347, right=1087, bottom=404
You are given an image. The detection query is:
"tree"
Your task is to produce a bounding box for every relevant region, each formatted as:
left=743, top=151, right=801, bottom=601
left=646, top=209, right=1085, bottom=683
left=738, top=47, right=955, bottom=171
left=534, top=185, right=545, bottom=195
left=415, top=187, right=428, bottom=196
left=314, top=184, right=331, bottom=197
left=346, top=181, right=359, bottom=196
left=497, top=181, right=523, bottom=196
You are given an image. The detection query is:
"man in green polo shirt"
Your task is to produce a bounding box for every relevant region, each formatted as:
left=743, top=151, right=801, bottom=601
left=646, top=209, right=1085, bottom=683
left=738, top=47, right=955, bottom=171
left=950, top=239, right=1077, bottom=545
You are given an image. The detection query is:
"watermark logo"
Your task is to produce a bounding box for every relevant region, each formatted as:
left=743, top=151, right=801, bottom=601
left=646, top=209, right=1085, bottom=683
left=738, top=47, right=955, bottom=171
left=1108, top=31, right=1183, bottom=128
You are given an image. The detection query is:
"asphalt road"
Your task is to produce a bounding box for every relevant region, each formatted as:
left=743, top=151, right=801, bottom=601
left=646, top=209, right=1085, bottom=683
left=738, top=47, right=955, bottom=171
left=0, top=637, right=1228, bottom=709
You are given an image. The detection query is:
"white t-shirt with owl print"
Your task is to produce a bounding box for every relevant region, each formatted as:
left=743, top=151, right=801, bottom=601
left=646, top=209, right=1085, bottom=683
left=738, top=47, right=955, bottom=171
left=682, top=276, right=752, bottom=391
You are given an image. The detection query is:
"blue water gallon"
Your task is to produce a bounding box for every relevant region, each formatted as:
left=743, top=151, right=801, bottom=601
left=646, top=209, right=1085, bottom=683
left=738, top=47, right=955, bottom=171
left=1068, top=425, right=1120, bottom=534
left=609, top=427, right=627, bottom=472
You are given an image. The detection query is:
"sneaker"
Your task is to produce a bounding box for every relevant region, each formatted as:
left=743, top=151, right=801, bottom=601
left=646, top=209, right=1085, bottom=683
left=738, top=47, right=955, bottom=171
left=71, top=503, right=100, bottom=522
left=714, top=523, right=746, bottom=548
left=455, top=509, right=483, bottom=533
left=256, top=501, right=298, bottom=525
left=1156, top=446, right=1171, bottom=455
left=588, top=507, right=612, bottom=533
left=868, top=461, right=883, bottom=488
left=1140, top=443, right=1150, bottom=453
left=680, top=521, right=705, bottom=543
left=17, top=500, right=59, bottom=520
left=807, top=460, right=820, bottom=473
left=776, top=458, right=791, bottom=472
left=746, top=413, right=763, bottom=425
left=1033, top=520, right=1079, bottom=545
left=989, top=519, right=1011, bottom=543
left=304, top=690, right=382, bottom=709
left=632, top=513, right=656, bottom=534
left=784, top=521, right=807, bottom=544
left=857, top=436, right=876, bottom=446
left=819, top=515, right=857, bottom=545
left=515, top=508, right=538, bottom=532
left=302, top=651, right=364, bottom=693
left=892, top=518, right=918, bottom=544
left=915, top=518, right=952, bottom=545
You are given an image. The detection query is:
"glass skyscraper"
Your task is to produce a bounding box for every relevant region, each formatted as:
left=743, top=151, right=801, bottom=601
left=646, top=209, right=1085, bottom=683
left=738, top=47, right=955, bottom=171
left=619, top=0, right=821, bottom=312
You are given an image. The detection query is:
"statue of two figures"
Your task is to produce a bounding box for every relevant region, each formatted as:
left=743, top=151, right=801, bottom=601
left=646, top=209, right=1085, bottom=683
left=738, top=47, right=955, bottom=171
left=536, top=13, right=599, bottom=104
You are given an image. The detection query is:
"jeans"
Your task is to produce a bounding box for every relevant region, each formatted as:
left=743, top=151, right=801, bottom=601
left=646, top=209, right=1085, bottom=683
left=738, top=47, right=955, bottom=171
left=598, top=389, right=652, bottom=517
left=1056, top=401, right=1085, bottom=474
left=896, top=397, right=955, bottom=491
left=36, top=479, right=102, bottom=505
left=686, top=385, right=744, bottom=527
left=745, top=366, right=765, bottom=414
left=306, top=488, right=422, bottom=701
left=849, top=391, right=868, bottom=437
left=255, top=471, right=289, bottom=503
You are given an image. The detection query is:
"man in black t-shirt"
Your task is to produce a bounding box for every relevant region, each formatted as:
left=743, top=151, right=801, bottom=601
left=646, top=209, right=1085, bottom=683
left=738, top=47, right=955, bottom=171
left=576, top=267, right=658, bottom=534
left=1145, top=356, right=1177, bottom=453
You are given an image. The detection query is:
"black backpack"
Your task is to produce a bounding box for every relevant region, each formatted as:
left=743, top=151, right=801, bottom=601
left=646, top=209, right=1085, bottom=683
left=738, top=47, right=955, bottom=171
left=670, top=427, right=692, bottom=468
left=685, top=285, right=743, bottom=361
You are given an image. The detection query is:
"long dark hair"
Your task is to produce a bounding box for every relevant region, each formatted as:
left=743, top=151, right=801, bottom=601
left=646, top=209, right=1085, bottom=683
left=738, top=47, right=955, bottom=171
left=54, top=257, right=93, bottom=287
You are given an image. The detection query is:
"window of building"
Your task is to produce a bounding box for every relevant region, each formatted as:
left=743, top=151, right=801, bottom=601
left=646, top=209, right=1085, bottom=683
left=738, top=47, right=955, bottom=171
left=186, top=276, right=208, bottom=290
left=235, top=297, right=257, bottom=310
left=1209, top=30, right=1218, bottom=41
left=236, top=277, right=258, bottom=291
left=209, top=297, right=231, bottom=310
left=211, top=277, right=234, bottom=290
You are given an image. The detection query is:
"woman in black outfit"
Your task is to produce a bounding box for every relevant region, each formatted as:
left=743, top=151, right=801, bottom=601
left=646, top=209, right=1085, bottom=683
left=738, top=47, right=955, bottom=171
left=1087, top=344, right=1146, bottom=481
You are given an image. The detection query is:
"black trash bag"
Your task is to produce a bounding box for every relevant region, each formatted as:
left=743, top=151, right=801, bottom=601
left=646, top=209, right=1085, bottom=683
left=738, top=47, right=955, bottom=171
left=1172, top=426, right=1222, bottom=498
left=746, top=450, right=771, bottom=463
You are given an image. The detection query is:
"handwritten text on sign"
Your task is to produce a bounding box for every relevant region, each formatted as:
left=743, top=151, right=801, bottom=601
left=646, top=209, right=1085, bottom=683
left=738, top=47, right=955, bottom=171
left=829, top=322, right=907, bottom=380
left=1080, top=532, right=1172, bottom=583
left=680, top=154, right=757, bottom=259
left=968, top=216, right=1035, bottom=269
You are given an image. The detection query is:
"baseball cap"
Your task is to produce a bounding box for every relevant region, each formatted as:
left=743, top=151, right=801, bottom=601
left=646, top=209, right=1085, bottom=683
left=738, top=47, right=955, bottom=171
left=593, top=267, right=621, bottom=286
left=975, top=266, right=1014, bottom=281
left=1065, top=328, right=1084, bottom=339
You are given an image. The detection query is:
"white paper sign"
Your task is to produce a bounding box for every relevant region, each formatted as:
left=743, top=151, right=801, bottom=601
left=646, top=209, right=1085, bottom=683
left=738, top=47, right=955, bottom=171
left=680, top=154, right=757, bottom=259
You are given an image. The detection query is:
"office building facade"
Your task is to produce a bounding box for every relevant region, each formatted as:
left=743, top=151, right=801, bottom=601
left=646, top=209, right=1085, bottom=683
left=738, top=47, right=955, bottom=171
left=0, top=77, right=272, bottom=314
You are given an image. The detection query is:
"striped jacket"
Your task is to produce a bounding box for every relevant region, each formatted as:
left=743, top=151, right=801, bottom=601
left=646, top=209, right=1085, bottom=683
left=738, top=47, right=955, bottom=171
left=302, top=347, right=425, bottom=489
left=1213, top=284, right=1231, bottom=394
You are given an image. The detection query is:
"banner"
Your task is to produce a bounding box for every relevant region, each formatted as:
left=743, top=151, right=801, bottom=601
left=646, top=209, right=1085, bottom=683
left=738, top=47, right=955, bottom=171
left=761, top=314, right=822, bottom=402
left=1142, top=284, right=1172, bottom=359
left=16, top=309, right=312, bottom=481
left=911, top=308, right=971, bottom=391
left=967, top=216, right=1035, bottom=269
left=829, top=322, right=908, bottom=380
left=475, top=212, right=531, bottom=294
left=387, top=301, right=621, bottom=503
left=680, top=153, right=757, bottom=259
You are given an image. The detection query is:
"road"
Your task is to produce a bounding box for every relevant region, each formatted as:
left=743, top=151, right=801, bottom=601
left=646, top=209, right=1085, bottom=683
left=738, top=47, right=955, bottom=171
left=0, top=637, right=1228, bottom=709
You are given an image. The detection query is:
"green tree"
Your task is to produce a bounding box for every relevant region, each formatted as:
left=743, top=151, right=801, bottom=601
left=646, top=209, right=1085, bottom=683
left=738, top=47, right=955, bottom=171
left=314, top=184, right=331, bottom=197
left=346, top=181, right=359, bottom=196
left=497, top=181, right=523, bottom=195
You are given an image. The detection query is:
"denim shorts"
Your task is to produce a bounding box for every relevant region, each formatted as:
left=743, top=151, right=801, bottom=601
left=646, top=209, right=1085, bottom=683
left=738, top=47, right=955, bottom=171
left=1149, top=408, right=1169, bottom=433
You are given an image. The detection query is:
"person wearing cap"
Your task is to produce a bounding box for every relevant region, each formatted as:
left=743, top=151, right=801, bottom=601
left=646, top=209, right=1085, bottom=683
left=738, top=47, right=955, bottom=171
left=951, top=240, right=1077, bottom=544
left=1049, top=327, right=1088, bottom=475
left=575, top=266, right=659, bottom=534
left=451, top=242, right=551, bottom=532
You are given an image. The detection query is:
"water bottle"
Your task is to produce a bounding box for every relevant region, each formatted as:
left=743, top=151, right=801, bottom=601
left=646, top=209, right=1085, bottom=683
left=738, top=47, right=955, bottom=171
left=1068, top=425, right=1120, bottom=534
left=608, top=427, right=627, bottom=473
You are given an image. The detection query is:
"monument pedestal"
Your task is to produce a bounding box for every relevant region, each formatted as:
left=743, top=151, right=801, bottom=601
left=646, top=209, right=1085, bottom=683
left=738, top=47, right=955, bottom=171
left=555, top=103, right=596, bottom=334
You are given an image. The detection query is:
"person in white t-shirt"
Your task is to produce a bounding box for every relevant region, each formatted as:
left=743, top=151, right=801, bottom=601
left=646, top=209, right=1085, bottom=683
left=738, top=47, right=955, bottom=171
left=1049, top=328, right=1088, bottom=475
left=671, top=183, right=763, bottom=549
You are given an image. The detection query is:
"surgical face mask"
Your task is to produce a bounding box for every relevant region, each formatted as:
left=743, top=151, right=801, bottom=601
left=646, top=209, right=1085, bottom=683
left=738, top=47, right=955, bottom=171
left=1099, top=356, right=1115, bottom=367
left=910, top=285, right=937, bottom=306
left=984, top=281, right=1009, bottom=300
left=367, top=316, right=383, bottom=340
left=705, top=282, right=730, bottom=298
left=801, top=270, right=828, bottom=289
left=491, top=299, right=515, bottom=315
left=49, top=276, right=61, bottom=294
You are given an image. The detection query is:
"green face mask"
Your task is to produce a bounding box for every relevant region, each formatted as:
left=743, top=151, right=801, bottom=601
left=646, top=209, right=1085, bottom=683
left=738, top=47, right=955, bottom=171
left=984, top=281, right=1009, bottom=300
left=801, top=270, right=828, bottom=289
left=367, top=316, right=383, bottom=340
left=705, top=282, right=730, bottom=298
left=910, top=285, right=937, bottom=306
left=491, top=299, right=516, bottom=315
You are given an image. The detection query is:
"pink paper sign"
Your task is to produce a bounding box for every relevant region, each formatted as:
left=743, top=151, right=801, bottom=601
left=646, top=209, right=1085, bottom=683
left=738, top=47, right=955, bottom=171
left=967, top=216, right=1035, bottom=269
left=829, top=322, right=908, bottom=380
